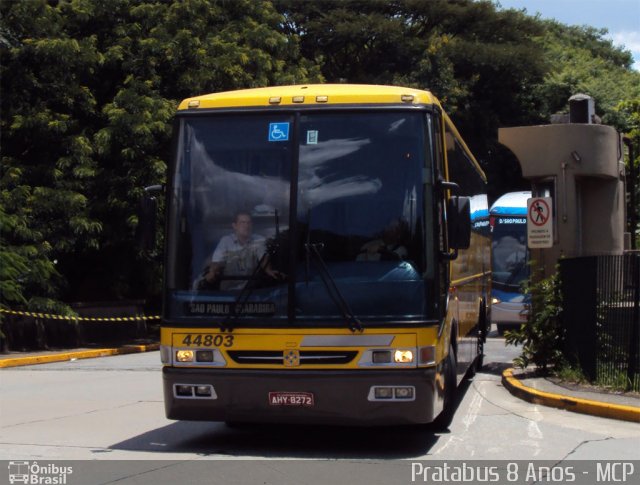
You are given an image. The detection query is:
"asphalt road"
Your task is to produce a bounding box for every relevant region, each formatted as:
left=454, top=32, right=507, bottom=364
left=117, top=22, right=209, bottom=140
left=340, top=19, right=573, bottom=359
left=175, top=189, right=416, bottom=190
left=1, top=330, right=639, bottom=485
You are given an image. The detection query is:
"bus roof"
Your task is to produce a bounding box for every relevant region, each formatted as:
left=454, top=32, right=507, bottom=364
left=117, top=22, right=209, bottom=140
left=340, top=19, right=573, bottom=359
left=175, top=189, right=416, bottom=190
left=177, top=84, right=442, bottom=111
left=490, top=191, right=531, bottom=216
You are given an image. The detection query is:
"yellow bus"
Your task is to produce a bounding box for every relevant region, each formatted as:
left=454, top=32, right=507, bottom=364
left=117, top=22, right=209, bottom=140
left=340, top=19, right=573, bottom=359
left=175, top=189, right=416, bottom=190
left=153, top=84, right=491, bottom=428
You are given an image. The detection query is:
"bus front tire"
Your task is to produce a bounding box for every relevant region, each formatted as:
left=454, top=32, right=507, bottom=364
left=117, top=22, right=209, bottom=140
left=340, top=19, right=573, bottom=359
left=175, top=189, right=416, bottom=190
left=432, top=344, right=457, bottom=431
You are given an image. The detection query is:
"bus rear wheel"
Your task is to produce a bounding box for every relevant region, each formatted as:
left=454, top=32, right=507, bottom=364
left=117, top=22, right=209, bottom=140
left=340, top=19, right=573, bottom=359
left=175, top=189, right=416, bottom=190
left=471, top=306, right=487, bottom=376
left=475, top=335, right=484, bottom=373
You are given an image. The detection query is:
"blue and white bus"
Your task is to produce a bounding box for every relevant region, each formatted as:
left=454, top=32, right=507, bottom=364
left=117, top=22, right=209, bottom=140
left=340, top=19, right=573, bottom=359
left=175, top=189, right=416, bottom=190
left=489, top=191, right=530, bottom=334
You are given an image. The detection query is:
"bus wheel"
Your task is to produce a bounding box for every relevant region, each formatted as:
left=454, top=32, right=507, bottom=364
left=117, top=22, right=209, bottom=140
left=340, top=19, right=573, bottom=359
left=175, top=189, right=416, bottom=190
left=432, top=344, right=457, bottom=431
left=473, top=304, right=487, bottom=374
left=467, top=338, right=483, bottom=378
left=480, top=300, right=489, bottom=342
left=475, top=334, right=484, bottom=372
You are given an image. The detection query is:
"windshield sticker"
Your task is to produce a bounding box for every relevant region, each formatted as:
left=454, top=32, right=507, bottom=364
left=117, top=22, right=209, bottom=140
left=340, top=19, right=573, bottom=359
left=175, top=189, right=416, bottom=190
left=185, top=302, right=276, bottom=316
left=268, top=122, right=290, bottom=142
left=306, top=130, right=319, bottom=144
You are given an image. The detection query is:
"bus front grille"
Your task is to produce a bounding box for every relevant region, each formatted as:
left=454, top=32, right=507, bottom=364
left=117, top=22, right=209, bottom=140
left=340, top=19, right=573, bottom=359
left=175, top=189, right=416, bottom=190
left=227, top=350, right=358, bottom=365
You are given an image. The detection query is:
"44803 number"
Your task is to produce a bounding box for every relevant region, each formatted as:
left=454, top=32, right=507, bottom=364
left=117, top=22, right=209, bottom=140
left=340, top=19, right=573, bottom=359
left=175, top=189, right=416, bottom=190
left=180, top=334, right=234, bottom=348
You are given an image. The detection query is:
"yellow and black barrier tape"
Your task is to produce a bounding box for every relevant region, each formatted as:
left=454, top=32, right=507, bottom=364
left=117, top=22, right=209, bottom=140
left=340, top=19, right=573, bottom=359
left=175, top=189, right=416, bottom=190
left=0, top=308, right=161, bottom=322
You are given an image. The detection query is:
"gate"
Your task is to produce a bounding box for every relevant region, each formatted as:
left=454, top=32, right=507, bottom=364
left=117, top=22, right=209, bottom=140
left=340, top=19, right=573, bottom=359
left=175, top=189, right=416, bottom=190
left=560, top=254, right=639, bottom=391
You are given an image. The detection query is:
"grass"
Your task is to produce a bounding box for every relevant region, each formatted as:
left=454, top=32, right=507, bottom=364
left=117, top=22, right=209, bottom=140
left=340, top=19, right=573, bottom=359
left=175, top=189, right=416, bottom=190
left=550, top=362, right=640, bottom=393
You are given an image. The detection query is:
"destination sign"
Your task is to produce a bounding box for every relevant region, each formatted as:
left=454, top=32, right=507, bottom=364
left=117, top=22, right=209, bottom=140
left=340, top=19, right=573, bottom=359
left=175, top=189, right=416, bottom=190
left=497, top=217, right=526, bottom=224
left=185, top=302, right=276, bottom=316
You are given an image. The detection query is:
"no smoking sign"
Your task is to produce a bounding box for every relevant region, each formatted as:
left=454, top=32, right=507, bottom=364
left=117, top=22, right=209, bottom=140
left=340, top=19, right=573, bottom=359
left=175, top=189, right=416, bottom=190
left=527, top=197, right=553, bottom=248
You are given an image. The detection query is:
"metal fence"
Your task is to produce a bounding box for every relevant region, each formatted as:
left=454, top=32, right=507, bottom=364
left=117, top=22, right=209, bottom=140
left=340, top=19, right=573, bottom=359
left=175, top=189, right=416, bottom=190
left=560, top=253, right=639, bottom=392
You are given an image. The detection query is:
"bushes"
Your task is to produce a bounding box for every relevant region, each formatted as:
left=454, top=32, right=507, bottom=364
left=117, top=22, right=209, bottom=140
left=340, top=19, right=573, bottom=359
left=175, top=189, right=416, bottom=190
left=504, top=267, right=567, bottom=372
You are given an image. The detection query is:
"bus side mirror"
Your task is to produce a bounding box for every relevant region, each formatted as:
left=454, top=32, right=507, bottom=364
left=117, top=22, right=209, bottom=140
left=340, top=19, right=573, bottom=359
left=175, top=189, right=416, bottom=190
left=447, top=196, right=471, bottom=250
left=136, top=185, right=163, bottom=251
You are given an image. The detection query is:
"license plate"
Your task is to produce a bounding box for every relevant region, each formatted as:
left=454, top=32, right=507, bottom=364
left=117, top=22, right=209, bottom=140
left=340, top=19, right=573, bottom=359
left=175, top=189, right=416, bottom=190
left=268, top=392, right=314, bottom=407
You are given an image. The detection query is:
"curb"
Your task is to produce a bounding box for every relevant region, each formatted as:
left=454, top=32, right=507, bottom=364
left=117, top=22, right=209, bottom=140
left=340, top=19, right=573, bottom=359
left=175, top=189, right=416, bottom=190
left=502, top=368, right=640, bottom=423
left=0, top=343, right=160, bottom=369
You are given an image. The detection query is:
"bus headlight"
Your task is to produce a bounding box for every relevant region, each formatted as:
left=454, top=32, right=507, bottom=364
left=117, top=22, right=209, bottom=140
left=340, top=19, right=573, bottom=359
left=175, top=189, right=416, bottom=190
left=176, top=350, right=194, bottom=362
left=491, top=297, right=500, bottom=305
left=368, top=386, right=416, bottom=401
left=195, top=350, right=214, bottom=362
left=372, top=350, right=391, bottom=363
left=173, top=348, right=227, bottom=366
left=358, top=348, right=417, bottom=367
left=394, top=387, right=414, bottom=399
left=394, top=350, right=414, bottom=363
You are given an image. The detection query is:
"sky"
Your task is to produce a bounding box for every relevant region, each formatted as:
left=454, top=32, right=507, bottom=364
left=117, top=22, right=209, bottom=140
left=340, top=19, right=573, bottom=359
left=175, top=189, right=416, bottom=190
left=492, top=0, right=640, bottom=70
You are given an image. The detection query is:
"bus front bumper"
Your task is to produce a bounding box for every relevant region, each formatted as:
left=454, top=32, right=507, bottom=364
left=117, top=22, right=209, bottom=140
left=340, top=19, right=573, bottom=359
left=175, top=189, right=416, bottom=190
left=162, top=367, right=441, bottom=426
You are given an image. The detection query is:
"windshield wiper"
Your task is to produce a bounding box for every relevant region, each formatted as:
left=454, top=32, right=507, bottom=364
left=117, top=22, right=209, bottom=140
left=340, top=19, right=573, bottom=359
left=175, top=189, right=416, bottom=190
left=306, top=243, right=363, bottom=333
left=219, top=250, right=273, bottom=333
left=218, top=252, right=266, bottom=332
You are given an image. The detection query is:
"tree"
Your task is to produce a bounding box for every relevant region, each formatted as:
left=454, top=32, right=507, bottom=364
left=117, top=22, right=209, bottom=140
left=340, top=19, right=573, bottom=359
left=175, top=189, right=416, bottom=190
left=2, top=0, right=638, bottom=323
left=534, top=20, right=640, bottom=129
left=1, top=0, right=102, bottom=318
left=275, top=0, right=547, bottom=201
left=0, top=0, right=320, bottom=315
left=616, top=98, right=640, bottom=246
left=529, top=20, right=640, bottom=241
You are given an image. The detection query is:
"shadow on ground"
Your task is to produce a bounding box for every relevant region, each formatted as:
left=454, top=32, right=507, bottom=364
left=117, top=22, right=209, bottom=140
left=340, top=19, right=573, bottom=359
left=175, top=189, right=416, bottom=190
left=108, top=419, right=444, bottom=459
left=108, top=378, right=483, bottom=459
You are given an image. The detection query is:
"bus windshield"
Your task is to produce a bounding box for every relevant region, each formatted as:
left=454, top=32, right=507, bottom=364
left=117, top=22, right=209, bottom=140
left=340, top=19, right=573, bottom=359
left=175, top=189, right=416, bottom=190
left=165, top=111, right=431, bottom=324
left=491, top=216, right=528, bottom=290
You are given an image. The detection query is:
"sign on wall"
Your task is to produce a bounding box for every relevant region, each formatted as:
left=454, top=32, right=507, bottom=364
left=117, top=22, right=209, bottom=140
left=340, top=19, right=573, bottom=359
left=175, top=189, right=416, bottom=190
left=527, top=197, right=553, bottom=248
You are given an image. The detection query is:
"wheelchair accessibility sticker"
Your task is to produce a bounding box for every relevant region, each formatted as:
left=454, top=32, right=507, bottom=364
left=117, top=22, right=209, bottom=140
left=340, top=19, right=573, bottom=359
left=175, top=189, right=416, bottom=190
left=268, top=122, right=290, bottom=142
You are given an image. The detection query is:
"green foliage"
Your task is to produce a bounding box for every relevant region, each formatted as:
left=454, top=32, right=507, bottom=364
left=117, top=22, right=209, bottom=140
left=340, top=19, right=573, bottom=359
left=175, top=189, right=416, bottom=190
left=0, top=0, right=319, bottom=311
left=553, top=365, right=588, bottom=385
left=275, top=0, right=548, bottom=200
left=276, top=0, right=547, bottom=135
left=615, top=98, right=640, bottom=245
left=1, top=0, right=638, bottom=320
left=534, top=20, right=640, bottom=130
left=504, top=268, right=567, bottom=371
left=0, top=167, right=75, bottom=325
left=1, top=0, right=104, bottom=316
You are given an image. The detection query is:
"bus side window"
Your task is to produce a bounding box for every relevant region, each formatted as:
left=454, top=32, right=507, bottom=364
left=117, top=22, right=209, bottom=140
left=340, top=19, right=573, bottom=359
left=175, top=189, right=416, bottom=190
left=433, top=113, right=446, bottom=251
left=433, top=112, right=448, bottom=317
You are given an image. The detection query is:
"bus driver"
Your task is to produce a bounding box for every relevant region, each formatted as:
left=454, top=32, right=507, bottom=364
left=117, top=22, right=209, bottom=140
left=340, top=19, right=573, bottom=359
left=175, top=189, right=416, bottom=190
left=200, top=211, right=283, bottom=291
